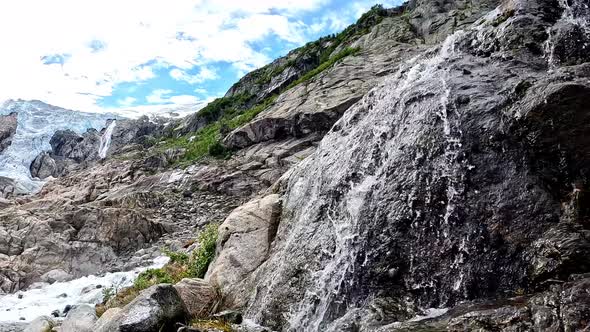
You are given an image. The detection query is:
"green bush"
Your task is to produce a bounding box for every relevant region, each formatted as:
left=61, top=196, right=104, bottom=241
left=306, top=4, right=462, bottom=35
left=97, top=224, right=220, bottom=317
left=161, top=95, right=277, bottom=165
left=187, top=223, right=219, bottom=278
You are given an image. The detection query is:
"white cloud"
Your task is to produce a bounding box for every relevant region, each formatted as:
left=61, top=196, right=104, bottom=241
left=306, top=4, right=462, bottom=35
left=146, top=89, right=201, bottom=106
left=146, top=89, right=174, bottom=104
left=170, top=67, right=218, bottom=84
left=118, top=97, right=137, bottom=107
left=0, top=0, right=329, bottom=114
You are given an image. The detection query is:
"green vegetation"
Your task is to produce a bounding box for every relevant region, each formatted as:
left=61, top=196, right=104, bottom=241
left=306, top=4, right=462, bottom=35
left=286, top=47, right=361, bottom=90
left=158, top=5, right=390, bottom=168
left=161, top=96, right=277, bottom=164
left=96, top=224, right=219, bottom=316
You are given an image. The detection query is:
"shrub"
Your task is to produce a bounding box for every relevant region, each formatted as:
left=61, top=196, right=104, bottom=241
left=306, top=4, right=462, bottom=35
left=187, top=223, right=219, bottom=278
left=96, top=224, right=220, bottom=317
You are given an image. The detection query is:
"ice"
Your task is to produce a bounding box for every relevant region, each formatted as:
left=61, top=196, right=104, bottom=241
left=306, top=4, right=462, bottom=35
left=0, top=100, right=118, bottom=193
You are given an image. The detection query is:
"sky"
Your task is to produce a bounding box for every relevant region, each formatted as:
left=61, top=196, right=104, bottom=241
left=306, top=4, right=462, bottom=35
left=0, top=0, right=403, bottom=117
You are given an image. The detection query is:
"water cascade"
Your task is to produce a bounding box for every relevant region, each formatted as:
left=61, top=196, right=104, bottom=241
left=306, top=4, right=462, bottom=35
left=98, top=120, right=116, bottom=159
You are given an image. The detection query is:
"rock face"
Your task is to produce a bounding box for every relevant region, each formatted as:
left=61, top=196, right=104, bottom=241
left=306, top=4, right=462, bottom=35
left=196, top=0, right=590, bottom=331
left=0, top=112, right=17, bottom=154
left=207, top=195, right=282, bottom=308
left=94, top=284, right=188, bottom=332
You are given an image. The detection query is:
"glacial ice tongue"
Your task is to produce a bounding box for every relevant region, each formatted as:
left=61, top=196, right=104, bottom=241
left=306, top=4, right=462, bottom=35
left=0, top=100, right=117, bottom=193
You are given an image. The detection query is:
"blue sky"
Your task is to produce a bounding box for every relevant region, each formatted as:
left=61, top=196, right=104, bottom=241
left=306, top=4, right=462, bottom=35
left=0, top=0, right=402, bottom=117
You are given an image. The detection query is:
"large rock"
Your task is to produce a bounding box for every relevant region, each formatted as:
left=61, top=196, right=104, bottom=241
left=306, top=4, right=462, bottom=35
left=60, top=304, right=97, bottom=332
left=92, top=308, right=122, bottom=332
left=23, top=316, right=54, bottom=332
left=40, top=269, right=73, bottom=284
left=206, top=194, right=281, bottom=308
left=94, top=284, right=188, bottom=332
left=378, top=277, right=590, bottom=331
left=0, top=112, right=17, bottom=154
left=173, top=278, right=218, bottom=318
left=29, top=152, right=57, bottom=179
left=239, top=1, right=590, bottom=331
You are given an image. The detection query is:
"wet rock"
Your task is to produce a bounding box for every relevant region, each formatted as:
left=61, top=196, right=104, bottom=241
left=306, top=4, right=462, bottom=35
left=0, top=112, right=17, bottom=154
left=212, top=310, right=243, bottom=324
left=94, top=284, right=188, bottom=332
left=173, top=278, right=218, bottom=318
left=207, top=194, right=281, bottom=308
left=61, top=304, right=97, bottom=332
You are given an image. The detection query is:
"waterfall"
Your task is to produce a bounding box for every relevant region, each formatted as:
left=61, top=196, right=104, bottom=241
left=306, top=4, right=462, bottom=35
left=277, top=30, right=469, bottom=331
left=98, top=120, right=116, bottom=159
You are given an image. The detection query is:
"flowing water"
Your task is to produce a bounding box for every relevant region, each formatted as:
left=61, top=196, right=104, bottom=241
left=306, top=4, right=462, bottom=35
left=0, top=256, right=169, bottom=322
left=99, top=120, right=117, bottom=159
left=264, top=29, right=471, bottom=331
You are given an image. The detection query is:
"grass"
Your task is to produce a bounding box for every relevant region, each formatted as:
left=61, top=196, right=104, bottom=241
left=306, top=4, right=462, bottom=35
left=161, top=96, right=277, bottom=165
left=96, top=224, right=219, bottom=317
left=285, top=47, right=361, bottom=91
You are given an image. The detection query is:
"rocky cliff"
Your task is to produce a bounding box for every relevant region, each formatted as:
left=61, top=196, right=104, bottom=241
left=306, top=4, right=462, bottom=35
left=0, top=113, right=17, bottom=155
left=4, top=0, right=590, bottom=331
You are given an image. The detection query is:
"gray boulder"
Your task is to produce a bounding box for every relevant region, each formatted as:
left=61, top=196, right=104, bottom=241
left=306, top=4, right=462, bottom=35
left=0, top=112, right=17, bottom=154
left=173, top=278, right=218, bottom=318
left=23, top=316, right=54, bottom=332
left=94, top=284, right=188, bottom=332
left=206, top=194, right=281, bottom=308
left=40, top=269, right=73, bottom=284
left=29, top=152, right=57, bottom=179
left=60, top=304, right=97, bottom=332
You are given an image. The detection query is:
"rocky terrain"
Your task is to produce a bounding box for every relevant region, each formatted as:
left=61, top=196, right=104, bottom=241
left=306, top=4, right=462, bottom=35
left=2, top=0, right=590, bottom=331
left=0, top=113, right=17, bottom=154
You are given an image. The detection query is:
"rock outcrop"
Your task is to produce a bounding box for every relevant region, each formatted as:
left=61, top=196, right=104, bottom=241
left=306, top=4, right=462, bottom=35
left=0, top=113, right=17, bottom=154
left=199, top=0, right=590, bottom=331
left=94, top=284, right=188, bottom=332
left=207, top=195, right=282, bottom=309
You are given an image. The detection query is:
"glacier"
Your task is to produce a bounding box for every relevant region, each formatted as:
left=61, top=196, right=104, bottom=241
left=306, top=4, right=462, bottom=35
left=0, top=100, right=119, bottom=194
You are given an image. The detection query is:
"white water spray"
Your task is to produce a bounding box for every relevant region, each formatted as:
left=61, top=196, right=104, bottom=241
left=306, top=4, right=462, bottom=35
left=544, top=0, right=590, bottom=68
left=98, top=120, right=116, bottom=159
left=0, top=256, right=169, bottom=322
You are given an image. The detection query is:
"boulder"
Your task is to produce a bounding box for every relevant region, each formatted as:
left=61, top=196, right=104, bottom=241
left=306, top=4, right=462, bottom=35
left=0, top=112, right=17, bottom=154
left=23, top=316, right=54, bottom=332
left=40, top=269, right=73, bottom=284
left=60, top=304, right=97, bottom=332
left=29, top=152, right=57, bottom=179
left=206, top=194, right=281, bottom=308
left=173, top=278, right=218, bottom=318
left=92, top=308, right=122, bottom=331
left=94, top=284, right=188, bottom=332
